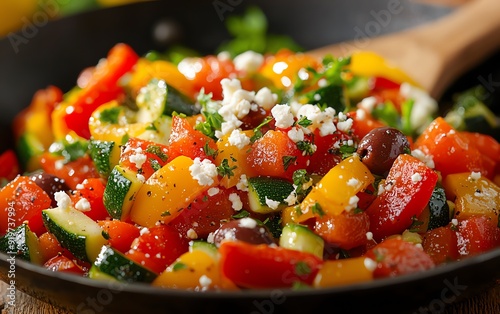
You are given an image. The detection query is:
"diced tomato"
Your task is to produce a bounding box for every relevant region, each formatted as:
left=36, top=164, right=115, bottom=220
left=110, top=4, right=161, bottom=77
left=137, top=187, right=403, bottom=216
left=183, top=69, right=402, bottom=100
left=0, top=176, right=51, bottom=236
left=0, top=150, right=20, bottom=182
left=414, top=117, right=495, bottom=179
left=169, top=187, right=236, bottom=240
left=126, top=224, right=189, bottom=273
left=348, top=110, right=386, bottom=141
left=44, top=255, right=86, bottom=275
left=365, top=237, right=435, bottom=278
left=39, top=153, right=100, bottom=190
left=179, top=55, right=237, bottom=100
left=307, top=129, right=349, bottom=176
left=168, top=116, right=218, bottom=162
left=314, top=211, right=370, bottom=250
left=247, top=129, right=309, bottom=180
left=98, top=220, right=140, bottom=253
left=219, top=241, right=323, bottom=288
left=38, top=232, right=74, bottom=263
left=69, top=178, right=108, bottom=221
left=456, top=216, right=500, bottom=257
left=62, top=43, right=139, bottom=139
left=421, top=226, right=459, bottom=265
left=120, top=137, right=171, bottom=180
left=365, top=154, right=438, bottom=241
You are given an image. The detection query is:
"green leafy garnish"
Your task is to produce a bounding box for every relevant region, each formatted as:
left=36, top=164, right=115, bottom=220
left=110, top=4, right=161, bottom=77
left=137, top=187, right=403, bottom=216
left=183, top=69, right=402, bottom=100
left=282, top=155, right=297, bottom=171
left=232, top=210, right=250, bottom=219
left=294, top=261, right=312, bottom=276
left=296, top=140, right=316, bottom=155
left=250, top=116, right=273, bottom=143
left=172, top=262, right=188, bottom=272
left=49, top=138, right=89, bottom=163
left=145, top=145, right=168, bottom=162
left=217, top=159, right=237, bottom=178
left=99, top=107, right=122, bottom=124
left=311, top=202, right=325, bottom=218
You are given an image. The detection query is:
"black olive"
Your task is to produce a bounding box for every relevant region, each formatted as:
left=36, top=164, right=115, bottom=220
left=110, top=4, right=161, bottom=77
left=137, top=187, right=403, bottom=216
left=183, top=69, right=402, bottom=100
left=356, top=127, right=410, bottom=176
left=29, top=171, right=71, bottom=207
left=212, top=218, right=275, bottom=247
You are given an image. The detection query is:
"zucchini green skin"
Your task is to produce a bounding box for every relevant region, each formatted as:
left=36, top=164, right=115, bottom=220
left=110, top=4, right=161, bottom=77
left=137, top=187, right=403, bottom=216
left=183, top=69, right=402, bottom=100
left=427, top=183, right=450, bottom=230
left=92, top=246, right=157, bottom=283
left=0, top=224, right=43, bottom=264
left=190, top=240, right=219, bottom=260
left=16, top=132, right=44, bottom=170
left=247, top=176, right=294, bottom=214
left=42, top=206, right=108, bottom=263
left=164, top=84, right=200, bottom=116
left=103, top=165, right=143, bottom=220
left=89, top=139, right=120, bottom=178
left=279, top=223, right=324, bottom=259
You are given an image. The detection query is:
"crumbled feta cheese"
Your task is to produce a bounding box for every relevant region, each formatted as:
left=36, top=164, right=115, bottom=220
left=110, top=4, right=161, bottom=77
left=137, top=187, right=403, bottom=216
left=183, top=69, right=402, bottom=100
left=233, top=51, right=264, bottom=73
left=284, top=191, right=298, bottom=206
left=366, top=232, right=373, bottom=241
left=75, top=183, right=85, bottom=190
left=356, top=108, right=366, bottom=120
left=207, top=187, right=220, bottom=197
left=411, top=149, right=435, bottom=169
left=129, top=150, right=147, bottom=169
left=236, top=174, right=249, bottom=192
left=451, top=218, right=458, bottom=226
left=347, top=178, right=359, bottom=187
left=345, top=195, right=359, bottom=211
left=296, top=104, right=336, bottom=136
left=207, top=232, right=215, bottom=243
left=228, top=129, right=250, bottom=149
left=400, top=83, right=438, bottom=132
left=238, top=217, right=257, bottom=229
left=189, top=158, right=218, bottom=186
left=265, top=197, right=281, bottom=210
left=359, top=96, right=377, bottom=113
left=199, top=275, right=212, bottom=289
left=364, top=257, right=377, bottom=272
left=469, top=171, right=481, bottom=181
left=139, top=227, right=150, bottom=236
left=75, top=198, right=91, bottom=212
left=411, top=173, right=422, bottom=183
left=55, top=191, right=71, bottom=210
left=336, top=118, right=353, bottom=132
left=228, top=192, right=243, bottom=211
left=186, top=228, right=198, bottom=240
left=55, top=159, right=64, bottom=170
left=271, top=104, right=294, bottom=128
left=177, top=57, right=203, bottom=80
left=254, top=87, right=277, bottom=110
left=136, top=173, right=145, bottom=183
left=287, top=127, right=305, bottom=143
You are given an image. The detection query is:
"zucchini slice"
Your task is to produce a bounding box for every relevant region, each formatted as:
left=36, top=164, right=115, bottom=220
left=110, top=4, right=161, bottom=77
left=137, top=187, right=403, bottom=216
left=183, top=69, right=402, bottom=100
left=427, top=183, right=450, bottom=230
left=89, top=139, right=120, bottom=178
left=42, top=206, right=108, bottom=263
left=247, top=176, right=294, bottom=214
left=91, top=245, right=157, bottom=283
left=279, top=223, right=324, bottom=259
left=103, top=165, right=143, bottom=220
left=0, top=224, right=43, bottom=264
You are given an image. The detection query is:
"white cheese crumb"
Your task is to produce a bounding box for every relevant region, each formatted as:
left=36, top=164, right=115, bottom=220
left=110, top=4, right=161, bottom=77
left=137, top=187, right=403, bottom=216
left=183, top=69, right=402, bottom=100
left=233, top=50, right=264, bottom=73
left=271, top=104, right=294, bottom=128
left=469, top=171, right=481, bottom=181
left=136, top=173, right=145, bottom=183
left=287, top=127, right=305, bottom=143
left=451, top=219, right=458, bottom=226
left=411, top=173, right=423, bottom=183
left=187, top=228, right=198, bottom=240
left=199, top=275, right=212, bottom=289
left=411, top=149, right=435, bottom=169
left=296, top=104, right=336, bottom=136
left=228, top=192, right=243, bottom=211
left=55, top=191, right=71, bottom=210
left=228, top=129, right=250, bottom=149
left=189, top=158, right=218, bottom=186
left=347, top=178, right=359, bottom=187
left=265, top=197, right=281, bottom=210
left=364, top=257, right=377, bottom=272
left=207, top=232, right=215, bottom=243
left=400, top=83, right=438, bottom=132
left=238, top=217, right=257, bottom=229
left=207, top=187, right=220, bottom=197
left=336, top=118, right=353, bottom=132
left=75, top=198, right=91, bottom=212
left=366, top=232, right=373, bottom=241
left=284, top=191, right=298, bottom=206
left=356, top=108, right=366, bottom=121
left=236, top=174, right=249, bottom=192
left=75, top=183, right=85, bottom=190
left=359, top=96, right=377, bottom=113
left=139, top=227, right=150, bottom=236
left=254, top=87, right=277, bottom=110
left=129, top=151, right=147, bottom=169
left=377, top=183, right=386, bottom=195
left=345, top=195, right=359, bottom=211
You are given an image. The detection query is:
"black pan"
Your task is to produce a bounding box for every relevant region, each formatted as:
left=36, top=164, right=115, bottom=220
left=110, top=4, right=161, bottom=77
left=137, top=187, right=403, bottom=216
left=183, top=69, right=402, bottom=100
left=0, top=1, right=499, bottom=313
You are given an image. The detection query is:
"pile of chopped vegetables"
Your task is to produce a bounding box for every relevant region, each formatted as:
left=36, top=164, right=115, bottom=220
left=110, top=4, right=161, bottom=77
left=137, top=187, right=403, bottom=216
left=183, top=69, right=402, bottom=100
left=1, top=41, right=499, bottom=291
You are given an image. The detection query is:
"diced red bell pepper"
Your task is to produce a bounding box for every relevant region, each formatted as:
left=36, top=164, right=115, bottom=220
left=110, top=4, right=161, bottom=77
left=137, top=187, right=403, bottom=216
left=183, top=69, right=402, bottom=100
left=69, top=178, right=108, bottom=221
left=365, top=154, right=438, bottom=241
left=44, top=255, right=86, bottom=275
left=39, top=153, right=100, bottom=190
left=120, top=137, right=171, bottom=180
left=0, top=150, right=20, bottom=182
left=62, top=43, right=139, bottom=139
left=365, top=237, right=435, bottom=278
left=307, top=129, right=349, bottom=176
left=126, top=224, right=189, bottom=273
left=456, top=216, right=500, bottom=258
left=314, top=211, right=370, bottom=250
left=421, top=226, right=459, bottom=265
left=219, top=241, right=323, bottom=288
left=0, top=176, right=51, bottom=236
left=98, top=220, right=140, bottom=254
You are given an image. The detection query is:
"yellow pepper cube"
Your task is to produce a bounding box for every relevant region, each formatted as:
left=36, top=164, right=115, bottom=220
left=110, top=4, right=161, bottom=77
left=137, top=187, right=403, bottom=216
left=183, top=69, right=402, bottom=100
left=313, top=257, right=374, bottom=288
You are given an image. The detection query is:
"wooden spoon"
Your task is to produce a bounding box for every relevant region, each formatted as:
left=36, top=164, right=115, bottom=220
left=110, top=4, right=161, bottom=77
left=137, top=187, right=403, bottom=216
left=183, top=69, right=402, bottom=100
left=307, top=0, right=500, bottom=100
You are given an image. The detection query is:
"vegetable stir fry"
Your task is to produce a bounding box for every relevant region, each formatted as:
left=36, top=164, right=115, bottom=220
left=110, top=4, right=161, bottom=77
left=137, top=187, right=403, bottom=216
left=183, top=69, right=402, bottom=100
left=1, top=42, right=499, bottom=291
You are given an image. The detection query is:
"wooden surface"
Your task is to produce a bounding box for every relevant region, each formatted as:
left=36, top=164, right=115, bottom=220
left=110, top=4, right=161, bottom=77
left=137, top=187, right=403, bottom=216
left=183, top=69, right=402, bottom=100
left=0, top=280, right=499, bottom=313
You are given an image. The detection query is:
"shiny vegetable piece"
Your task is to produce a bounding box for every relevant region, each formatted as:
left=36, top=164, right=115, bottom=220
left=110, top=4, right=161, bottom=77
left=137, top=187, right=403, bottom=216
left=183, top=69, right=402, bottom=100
left=44, top=255, right=86, bottom=275
left=457, top=216, right=499, bottom=257
left=130, top=156, right=218, bottom=227
left=279, top=223, right=324, bottom=259
left=365, top=237, right=435, bottom=278
left=422, top=226, right=459, bottom=264
left=356, top=127, right=410, bottom=176
left=212, top=218, right=275, bottom=247
left=442, top=173, right=500, bottom=226
left=0, top=224, right=43, bottom=264
left=314, top=211, right=370, bottom=250
left=39, top=153, right=100, bottom=190
left=219, top=241, right=322, bottom=288
left=98, top=220, right=140, bottom=254
left=0, top=176, right=51, bottom=236
left=299, top=156, right=374, bottom=220
left=366, top=154, right=438, bottom=241
left=313, top=257, right=374, bottom=288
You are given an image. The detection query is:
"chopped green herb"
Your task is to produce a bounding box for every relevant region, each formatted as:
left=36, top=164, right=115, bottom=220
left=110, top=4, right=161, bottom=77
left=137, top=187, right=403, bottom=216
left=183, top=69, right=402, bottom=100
left=99, top=107, right=122, bottom=124
left=232, top=210, right=250, bottom=219
left=292, top=169, right=312, bottom=198
left=217, top=159, right=237, bottom=178
left=296, top=140, right=316, bottom=155
left=121, top=134, right=130, bottom=145
left=145, top=145, right=168, bottom=162
left=161, top=210, right=171, bottom=217
left=203, top=141, right=218, bottom=159
left=172, top=262, right=188, bottom=272
left=292, top=281, right=311, bottom=290
left=282, top=155, right=297, bottom=171
left=339, top=144, right=356, bottom=159
left=149, top=159, right=162, bottom=172
left=312, top=202, right=325, bottom=218
left=296, top=116, right=312, bottom=128
left=250, top=116, right=273, bottom=143
left=294, top=261, right=312, bottom=276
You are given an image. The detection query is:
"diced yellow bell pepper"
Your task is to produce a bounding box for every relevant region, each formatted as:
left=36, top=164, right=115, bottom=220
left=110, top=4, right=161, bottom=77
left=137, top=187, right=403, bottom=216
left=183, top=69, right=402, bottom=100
left=152, top=250, right=238, bottom=290
left=313, top=257, right=374, bottom=288
left=215, top=130, right=256, bottom=188
left=442, top=172, right=500, bottom=226
left=298, top=156, right=374, bottom=220
left=349, top=51, right=420, bottom=87
left=130, top=155, right=218, bottom=228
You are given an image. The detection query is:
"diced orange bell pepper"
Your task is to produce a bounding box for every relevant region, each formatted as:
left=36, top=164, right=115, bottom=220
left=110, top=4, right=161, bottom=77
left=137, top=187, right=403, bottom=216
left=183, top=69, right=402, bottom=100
left=313, top=257, right=374, bottom=288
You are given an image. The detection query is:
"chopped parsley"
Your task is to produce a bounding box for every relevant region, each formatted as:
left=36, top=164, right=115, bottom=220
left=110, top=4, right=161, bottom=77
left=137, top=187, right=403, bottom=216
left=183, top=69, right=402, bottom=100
left=172, top=262, right=188, bottom=272
left=232, top=210, right=250, bottom=219
left=145, top=145, right=168, bottom=162
left=149, top=158, right=162, bottom=172
left=339, top=144, right=356, bottom=159
left=311, top=202, right=325, bottom=217
left=296, top=140, right=316, bottom=155
left=99, top=107, right=122, bottom=124
left=203, top=141, right=218, bottom=159
left=217, top=159, right=237, bottom=178
left=295, top=116, right=312, bottom=128
left=250, top=116, right=273, bottom=143
left=282, top=155, right=297, bottom=171
left=294, top=261, right=312, bottom=276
